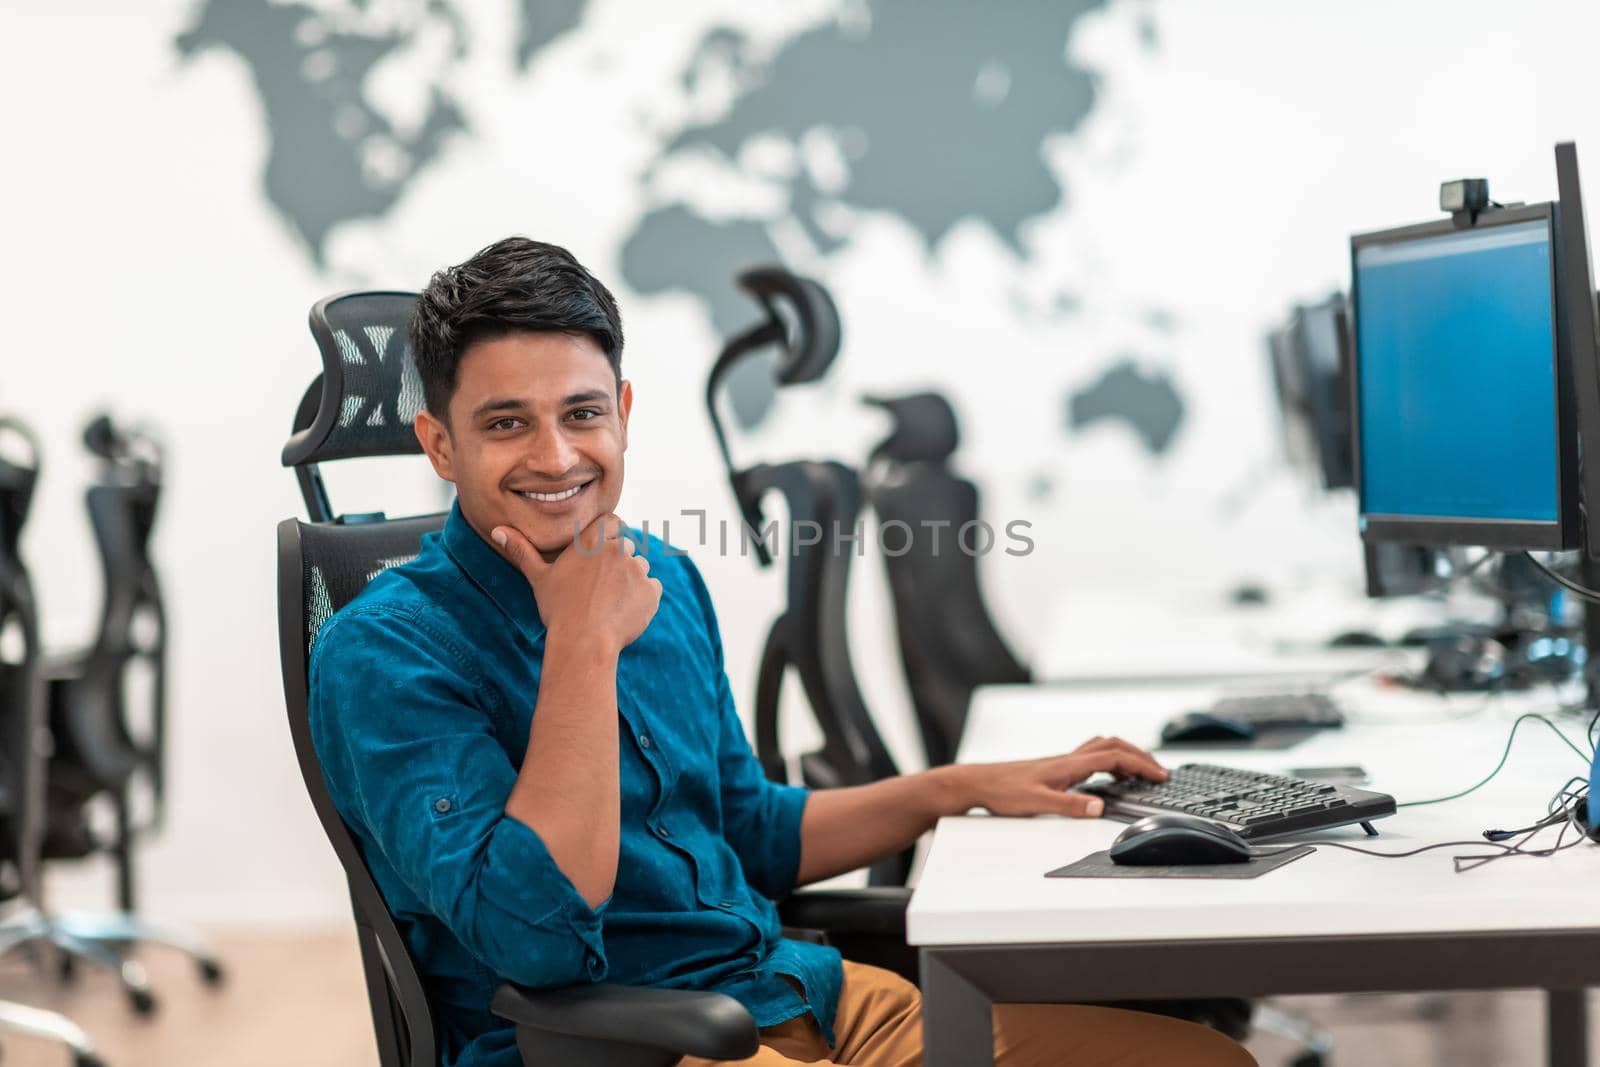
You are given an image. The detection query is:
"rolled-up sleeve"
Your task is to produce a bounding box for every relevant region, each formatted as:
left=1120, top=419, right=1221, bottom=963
left=679, top=557, right=810, bottom=900
left=310, top=607, right=607, bottom=988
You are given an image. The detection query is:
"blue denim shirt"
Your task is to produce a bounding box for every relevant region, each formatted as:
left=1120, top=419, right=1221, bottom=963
left=309, top=503, right=843, bottom=1067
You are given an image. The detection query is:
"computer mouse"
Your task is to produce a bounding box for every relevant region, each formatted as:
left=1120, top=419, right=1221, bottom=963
left=1327, top=629, right=1386, bottom=648
left=1230, top=583, right=1269, bottom=605
left=1108, top=814, right=1253, bottom=866
left=1160, top=712, right=1257, bottom=745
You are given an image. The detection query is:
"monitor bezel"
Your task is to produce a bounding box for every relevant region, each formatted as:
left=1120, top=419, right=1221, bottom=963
left=1348, top=201, right=1580, bottom=552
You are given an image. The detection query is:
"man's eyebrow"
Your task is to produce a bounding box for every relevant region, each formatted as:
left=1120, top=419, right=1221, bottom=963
left=470, top=396, right=530, bottom=419
left=563, top=390, right=611, bottom=406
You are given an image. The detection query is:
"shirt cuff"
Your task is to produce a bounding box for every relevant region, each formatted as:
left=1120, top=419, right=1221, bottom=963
left=488, top=815, right=610, bottom=980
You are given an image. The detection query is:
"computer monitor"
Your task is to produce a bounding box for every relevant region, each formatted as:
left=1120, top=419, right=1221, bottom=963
left=1350, top=203, right=1580, bottom=551
left=1268, top=296, right=1354, bottom=491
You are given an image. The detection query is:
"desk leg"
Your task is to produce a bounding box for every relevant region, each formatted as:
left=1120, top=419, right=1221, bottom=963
left=1548, top=989, right=1589, bottom=1067
left=921, top=951, right=994, bottom=1067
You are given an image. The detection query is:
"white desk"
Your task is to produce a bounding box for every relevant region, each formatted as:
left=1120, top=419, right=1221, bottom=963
left=1034, top=587, right=1488, bottom=685
left=907, top=681, right=1600, bottom=1066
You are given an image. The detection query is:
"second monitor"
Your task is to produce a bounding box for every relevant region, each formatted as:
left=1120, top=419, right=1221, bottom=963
left=1351, top=205, right=1579, bottom=551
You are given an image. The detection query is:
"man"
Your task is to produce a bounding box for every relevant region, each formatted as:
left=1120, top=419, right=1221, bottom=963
left=310, top=237, right=1255, bottom=1067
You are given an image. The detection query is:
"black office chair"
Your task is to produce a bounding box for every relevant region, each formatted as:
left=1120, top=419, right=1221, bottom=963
left=859, top=392, right=1031, bottom=768
left=39, top=413, right=223, bottom=1013
left=279, top=290, right=766, bottom=1067
left=707, top=269, right=914, bottom=899
left=0, top=418, right=108, bottom=1066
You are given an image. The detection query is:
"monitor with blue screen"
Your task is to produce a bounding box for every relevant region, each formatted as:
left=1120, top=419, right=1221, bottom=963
left=1350, top=205, right=1577, bottom=550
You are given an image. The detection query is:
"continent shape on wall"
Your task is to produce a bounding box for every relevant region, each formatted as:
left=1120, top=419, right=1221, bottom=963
left=176, top=0, right=587, bottom=265
left=622, top=0, right=1111, bottom=432
left=1067, top=360, right=1186, bottom=456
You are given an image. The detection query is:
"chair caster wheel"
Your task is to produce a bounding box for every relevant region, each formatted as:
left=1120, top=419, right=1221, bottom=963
left=75, top=1055, right=107, bottom=1067
left=198, top=958, right=225, bottom=986
left=128, top=987, right=157, bottom=1016
left=58, top=954, right=77, bottom=983
left=1289, top=1054, right=1326, bottom=1067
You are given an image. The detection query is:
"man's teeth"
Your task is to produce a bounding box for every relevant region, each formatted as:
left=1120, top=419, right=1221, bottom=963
left=521, top=484, right=585, bottom=503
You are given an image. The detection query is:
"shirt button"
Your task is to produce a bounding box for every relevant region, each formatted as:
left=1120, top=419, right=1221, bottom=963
left=638, top=733, right=651, bottom=749
left=655, top=823, right=671, bottom=839
left=433, top=798, right=452, bottom=814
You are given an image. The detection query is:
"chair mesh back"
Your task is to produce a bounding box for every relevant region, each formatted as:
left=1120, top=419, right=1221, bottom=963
left=287, top=292, right=425, bottom=466
left=299, top=515, right=443, bottom=651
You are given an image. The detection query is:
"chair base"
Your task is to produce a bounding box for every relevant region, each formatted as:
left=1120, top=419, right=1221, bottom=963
left=0, top=906, right=223, bottom=1017
left=0, top=997, right=104, bottom=1067
left=0, top=908, right=155, bottom=1015
left=54, top=910, right=226, bottom=992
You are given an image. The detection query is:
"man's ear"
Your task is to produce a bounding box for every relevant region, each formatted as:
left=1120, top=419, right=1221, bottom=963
left=414, top=410, right=456, bottom=483
left=617, top=379, right=633, bottom=451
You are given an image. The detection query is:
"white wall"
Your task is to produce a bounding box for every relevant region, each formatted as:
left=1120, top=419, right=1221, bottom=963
left=3, top=0, right=1600, bottom=926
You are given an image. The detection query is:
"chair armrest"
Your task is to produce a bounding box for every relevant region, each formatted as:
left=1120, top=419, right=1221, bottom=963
left=778, top=886, right=910, bottom=937
left=490, top=981, right=759, bottom=1064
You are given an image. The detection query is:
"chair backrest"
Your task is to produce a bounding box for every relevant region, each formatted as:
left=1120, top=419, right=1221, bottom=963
left=707, top=269, right=908, bottom=884
left=63, top=417, right=169, bottom=816
left=738, top=461, right=909, bottom=886
left=0, top=419, right=45, bottom=902
left=278, top=287, right=453, bottom=1067
left=281, top=291, right=424, bottom=522
left=861, top=393, right=1030, bottom=768
left=278, top=514, right=445, bottom=1067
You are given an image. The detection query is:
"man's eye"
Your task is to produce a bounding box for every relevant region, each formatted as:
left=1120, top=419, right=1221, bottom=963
left=491, top=417, right=520, bottom=431
left=569, top=408, right=600, bottom=422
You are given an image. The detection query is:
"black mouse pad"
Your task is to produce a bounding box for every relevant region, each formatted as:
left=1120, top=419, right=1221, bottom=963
left=1044, top=845, right=1314, bottom=880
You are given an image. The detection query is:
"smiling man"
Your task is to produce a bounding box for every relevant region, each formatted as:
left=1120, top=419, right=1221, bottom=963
left=308, top=237, right=1255, bottom=1067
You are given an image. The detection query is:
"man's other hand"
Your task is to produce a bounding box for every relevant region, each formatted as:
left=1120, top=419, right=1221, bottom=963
left=954, top=736, right=1168, bottom=819
left=492, top=514, right=662, bottom=656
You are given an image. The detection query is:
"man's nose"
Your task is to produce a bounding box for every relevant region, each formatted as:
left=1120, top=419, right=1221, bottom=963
left=525, top=422, right=580, bottom=476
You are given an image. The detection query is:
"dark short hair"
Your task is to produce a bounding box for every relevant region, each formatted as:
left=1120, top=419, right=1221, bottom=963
left=410, top=237, right=624, bottom=422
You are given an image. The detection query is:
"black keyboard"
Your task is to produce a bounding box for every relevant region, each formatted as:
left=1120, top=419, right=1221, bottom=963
left=1207, top=692, right=1345, bottom=729
left=1081, top=763, right=1395, bottom=841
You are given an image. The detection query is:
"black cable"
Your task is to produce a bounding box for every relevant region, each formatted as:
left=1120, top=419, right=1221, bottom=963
left=1274, top=838, right=1522, bottom=860
left=1395, top=712, right=1591, bottom=809
left=1520, top=551, right=1600, bottom=604
left=1454, top=797, right=1590, bottom=872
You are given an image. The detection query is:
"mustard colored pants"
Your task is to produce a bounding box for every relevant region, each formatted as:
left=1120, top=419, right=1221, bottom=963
left=679, top=961, right=1257, bottom=1067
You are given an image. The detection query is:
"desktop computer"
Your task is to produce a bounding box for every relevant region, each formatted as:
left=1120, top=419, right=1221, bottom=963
left=1351, top=204, right=1579, bottom=552
left=1114, top=144, right=1600, bottom=843
left=1269, top=294, right=1353, bottom=492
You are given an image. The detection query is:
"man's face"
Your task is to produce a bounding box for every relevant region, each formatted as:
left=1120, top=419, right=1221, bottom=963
left=415, top=330, right=631, bottom=560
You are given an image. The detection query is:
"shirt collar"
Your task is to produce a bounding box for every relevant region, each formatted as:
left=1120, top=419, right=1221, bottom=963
left=440, top=501, right=547, bottom=644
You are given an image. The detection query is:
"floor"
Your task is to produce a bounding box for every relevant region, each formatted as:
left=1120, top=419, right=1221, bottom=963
left=0, top=930, right=1592, bottom=1066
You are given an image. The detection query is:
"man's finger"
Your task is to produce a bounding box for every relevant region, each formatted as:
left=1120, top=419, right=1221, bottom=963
left=1092, top=751, right=1168, bottom=782
left=1050, top=789, right=1106, bottom=819
left=491, top=525, right=551, bottom=580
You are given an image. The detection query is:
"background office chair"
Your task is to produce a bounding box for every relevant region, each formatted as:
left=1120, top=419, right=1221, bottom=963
left=707, top=268, right=911, bottom=889
left=41, top=414, right=223, bottom=1012
left=0, top=417, right=108, bottom=1066
left=278, top=290, right=764, bottom=1067
left=704, top=269, right=918, bottom=986
left=859, top=392, right=1031, bottom=768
